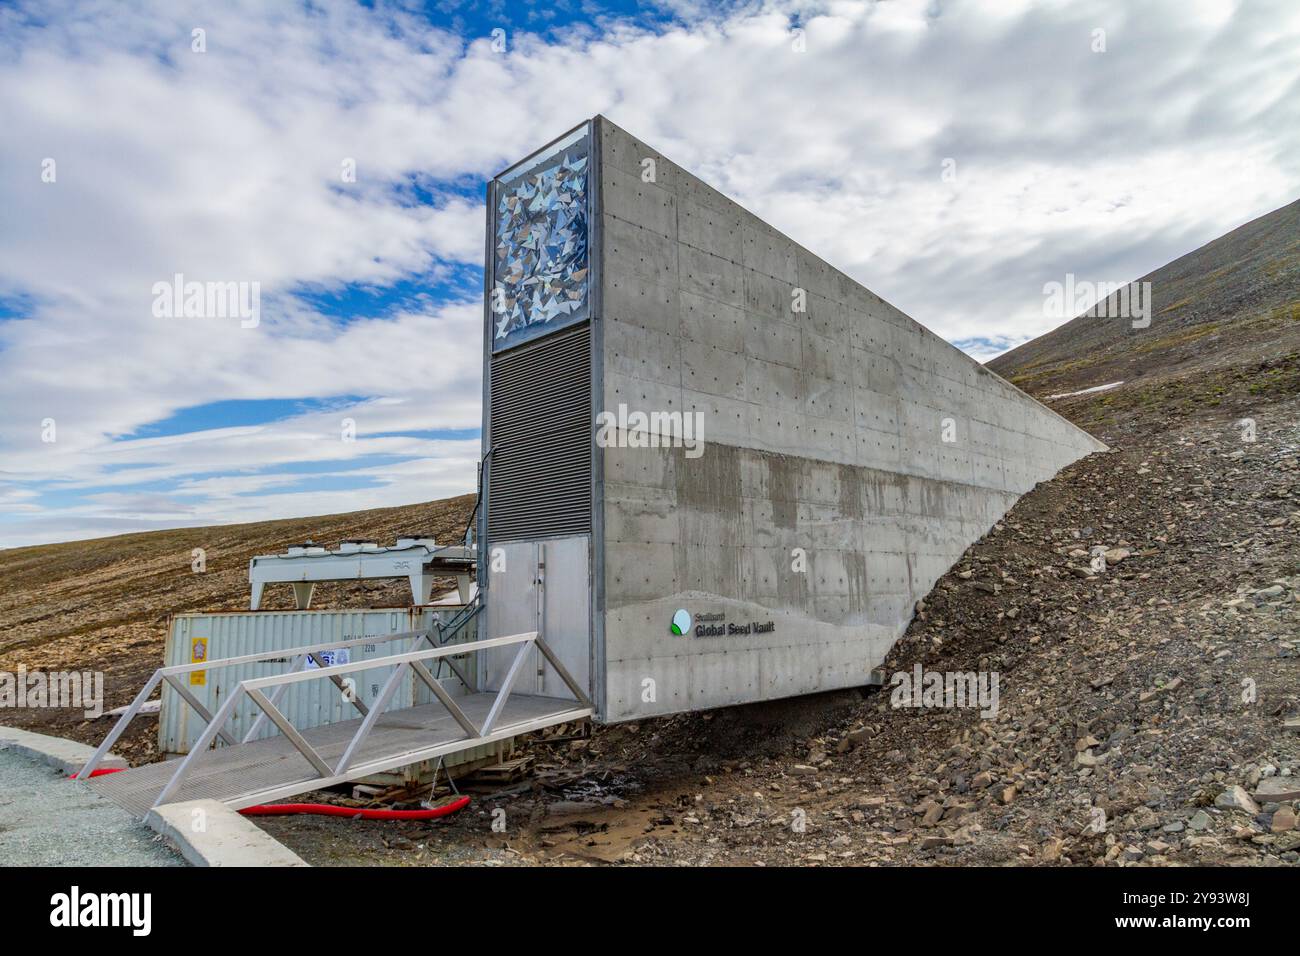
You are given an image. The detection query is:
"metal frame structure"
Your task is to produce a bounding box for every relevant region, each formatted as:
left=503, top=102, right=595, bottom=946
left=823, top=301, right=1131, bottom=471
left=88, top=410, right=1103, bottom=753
left=79, top=627, right=592, bottom=812
left=248, top=541, right=476, bottom=610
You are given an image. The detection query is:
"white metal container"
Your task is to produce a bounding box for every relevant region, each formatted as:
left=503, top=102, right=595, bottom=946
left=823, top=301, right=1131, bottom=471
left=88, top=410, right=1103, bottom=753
left=161, top=607, right=507, bottom=780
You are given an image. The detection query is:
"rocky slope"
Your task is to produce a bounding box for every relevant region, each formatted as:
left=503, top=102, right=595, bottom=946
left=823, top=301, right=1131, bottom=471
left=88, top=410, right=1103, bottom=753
left=989, top=197, right=1300, bottom=409
left=256, top=202, right=1300, bottom=867
left=254, top=391, right=1300, bottom=867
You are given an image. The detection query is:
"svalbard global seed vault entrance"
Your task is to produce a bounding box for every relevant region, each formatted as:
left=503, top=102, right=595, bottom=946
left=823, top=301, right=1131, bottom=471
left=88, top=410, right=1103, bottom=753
left=477, top=115, right=1104, bottom=723
left=82, top=116, right=1103, bottom=815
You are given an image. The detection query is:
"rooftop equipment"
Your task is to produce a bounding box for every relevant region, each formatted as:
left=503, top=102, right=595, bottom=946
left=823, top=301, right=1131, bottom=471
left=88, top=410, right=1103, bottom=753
left=248, top=537, right=476, bottom=609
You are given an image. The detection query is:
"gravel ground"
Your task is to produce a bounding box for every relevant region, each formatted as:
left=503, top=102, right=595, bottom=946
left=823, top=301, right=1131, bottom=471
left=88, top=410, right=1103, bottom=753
left=0, top=749, right=182, bottom=866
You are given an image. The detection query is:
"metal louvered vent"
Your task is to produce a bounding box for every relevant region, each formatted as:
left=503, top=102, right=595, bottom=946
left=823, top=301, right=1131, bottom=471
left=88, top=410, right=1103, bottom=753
left=487, top=323, right=592, bottom=542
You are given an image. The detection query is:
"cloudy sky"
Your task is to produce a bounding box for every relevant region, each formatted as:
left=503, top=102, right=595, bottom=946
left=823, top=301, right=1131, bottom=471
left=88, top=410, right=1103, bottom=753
left=1, top=0, right=1296, bottom=549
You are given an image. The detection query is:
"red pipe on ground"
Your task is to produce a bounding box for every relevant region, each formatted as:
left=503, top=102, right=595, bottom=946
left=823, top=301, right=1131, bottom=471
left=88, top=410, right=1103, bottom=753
left=73, top=766, right=470, bottom=820
left=239, top=796, right=471, bottom=820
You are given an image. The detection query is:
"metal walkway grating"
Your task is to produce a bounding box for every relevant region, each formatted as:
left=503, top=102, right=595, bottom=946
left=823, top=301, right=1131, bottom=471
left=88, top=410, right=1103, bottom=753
left=91, top=694, right=587, bottom=818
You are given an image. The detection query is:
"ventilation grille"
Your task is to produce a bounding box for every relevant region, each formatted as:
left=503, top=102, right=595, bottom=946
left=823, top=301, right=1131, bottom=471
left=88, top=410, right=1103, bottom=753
left=487, top=324, right=592, bottom=542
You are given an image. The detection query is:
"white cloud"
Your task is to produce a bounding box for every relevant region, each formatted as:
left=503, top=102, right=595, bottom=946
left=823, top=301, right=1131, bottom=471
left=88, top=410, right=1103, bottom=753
left=1, top=0, right=1297, bottom=547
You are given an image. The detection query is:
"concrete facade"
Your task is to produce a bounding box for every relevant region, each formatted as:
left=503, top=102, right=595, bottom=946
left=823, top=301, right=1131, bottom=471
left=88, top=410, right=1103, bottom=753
left=592, top=116, right=1105, bottom=721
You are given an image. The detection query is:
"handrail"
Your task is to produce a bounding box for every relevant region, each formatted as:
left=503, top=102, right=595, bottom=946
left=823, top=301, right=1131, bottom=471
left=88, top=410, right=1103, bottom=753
left=78, top=627, right=595, bottom=808
left=153, top=627, right=438, bottom=678
left=431, top=591, right=483, bottom=646
left=140, top=631, right=592, bottom=809
left=74, top=624, right=469, bottom=781
left=238, top=631, right=538, bottom=691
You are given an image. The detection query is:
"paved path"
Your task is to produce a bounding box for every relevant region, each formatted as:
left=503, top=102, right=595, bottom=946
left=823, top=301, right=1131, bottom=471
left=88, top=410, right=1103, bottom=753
left=0, top=748, right=182, bottom=866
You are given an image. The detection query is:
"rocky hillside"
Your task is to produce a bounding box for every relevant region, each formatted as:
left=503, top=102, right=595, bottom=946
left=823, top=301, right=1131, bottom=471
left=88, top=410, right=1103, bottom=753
left=989, top=197, right=1300, bottom=426
left=259, top=203, right=1300, bottom=867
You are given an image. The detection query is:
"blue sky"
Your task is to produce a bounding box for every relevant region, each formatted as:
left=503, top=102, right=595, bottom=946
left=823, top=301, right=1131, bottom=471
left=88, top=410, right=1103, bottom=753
left=1, top=0, right=1297, bottom=548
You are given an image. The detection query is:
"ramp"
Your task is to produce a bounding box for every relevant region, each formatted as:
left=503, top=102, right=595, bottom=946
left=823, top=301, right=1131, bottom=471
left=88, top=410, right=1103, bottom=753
left=91, top=694, right=585, bottom=817
left=79, top=630, right=592, bottom=817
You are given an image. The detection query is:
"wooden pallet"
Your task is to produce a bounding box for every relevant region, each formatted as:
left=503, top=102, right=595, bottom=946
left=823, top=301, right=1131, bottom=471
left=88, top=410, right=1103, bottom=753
left=465, top=754, right=535, bottom=785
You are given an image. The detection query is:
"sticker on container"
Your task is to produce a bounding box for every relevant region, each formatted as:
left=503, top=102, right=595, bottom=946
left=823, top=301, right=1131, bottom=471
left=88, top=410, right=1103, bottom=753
left=190, top=638, right=208, bottom=686
left=306, top=648, right=351, bottom=669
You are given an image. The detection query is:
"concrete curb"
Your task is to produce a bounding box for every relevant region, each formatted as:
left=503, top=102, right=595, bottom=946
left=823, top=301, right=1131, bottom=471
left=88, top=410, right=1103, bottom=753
left=0, top=724, right=128, bottom=776
left=145, top=799, right=309, bottom=867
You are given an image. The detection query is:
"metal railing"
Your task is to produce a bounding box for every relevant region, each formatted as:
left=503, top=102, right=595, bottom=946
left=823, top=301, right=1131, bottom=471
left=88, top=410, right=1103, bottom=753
left=78, top=629, right=593, bottom=811
left=77, top=626, right=446, bottom=781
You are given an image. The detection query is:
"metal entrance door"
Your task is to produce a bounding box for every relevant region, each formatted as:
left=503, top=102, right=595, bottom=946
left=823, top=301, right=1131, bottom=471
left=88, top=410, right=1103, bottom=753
left=482, top=535, right=590, bottom=701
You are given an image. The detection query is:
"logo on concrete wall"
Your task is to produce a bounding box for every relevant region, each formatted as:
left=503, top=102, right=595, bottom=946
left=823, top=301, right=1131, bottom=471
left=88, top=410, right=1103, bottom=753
left=670, top=609, right=692, bottom=636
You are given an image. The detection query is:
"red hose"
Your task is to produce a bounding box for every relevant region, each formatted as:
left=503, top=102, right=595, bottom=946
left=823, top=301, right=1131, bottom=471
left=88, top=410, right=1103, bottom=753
left=73, top=765, right=470, bottom=820
left=239, top=796, right=471, bottom=819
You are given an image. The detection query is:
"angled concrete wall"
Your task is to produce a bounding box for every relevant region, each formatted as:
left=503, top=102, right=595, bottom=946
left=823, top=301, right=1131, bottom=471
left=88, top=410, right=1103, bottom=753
left=594, top=116, right=1105, bottom=722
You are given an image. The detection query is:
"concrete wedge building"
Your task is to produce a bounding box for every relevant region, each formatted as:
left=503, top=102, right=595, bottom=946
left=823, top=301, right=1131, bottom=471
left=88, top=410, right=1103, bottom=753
left=478, top=116, right=1106, bottom=724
